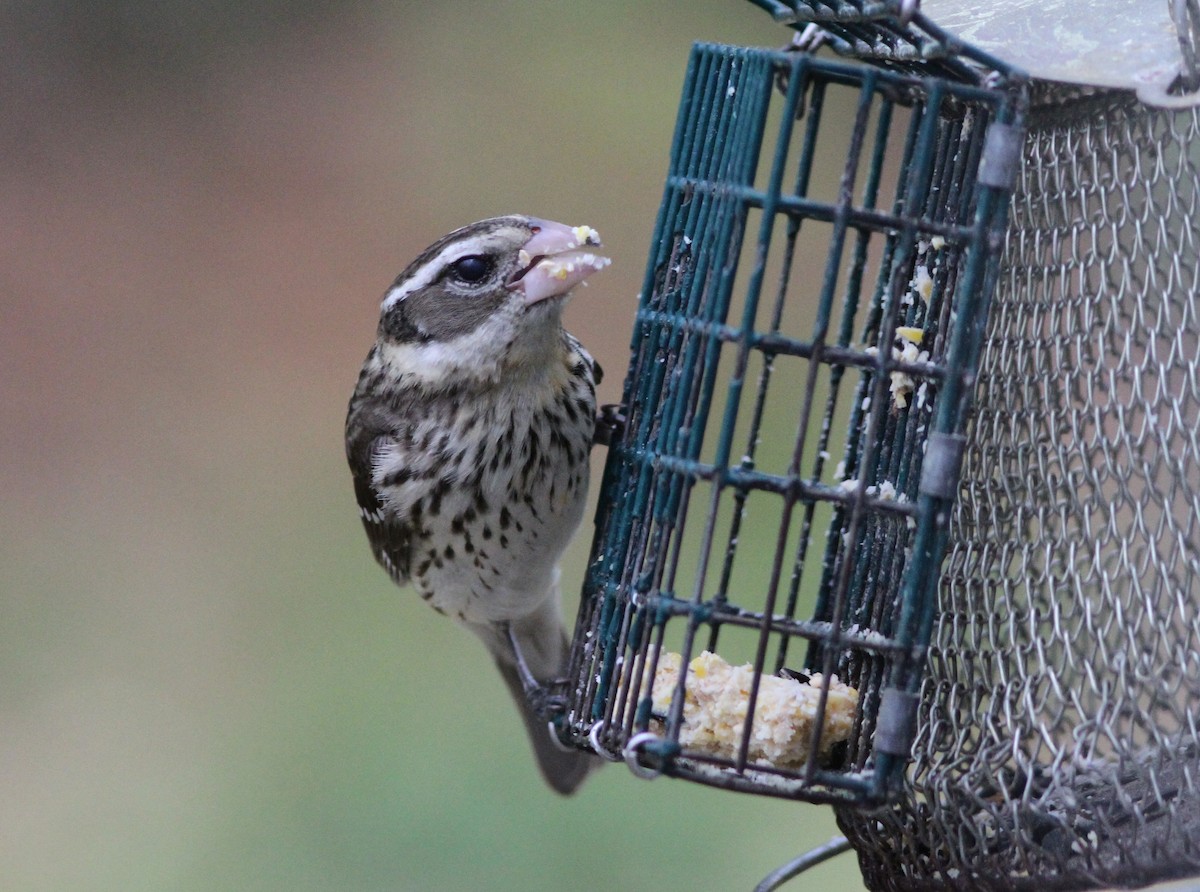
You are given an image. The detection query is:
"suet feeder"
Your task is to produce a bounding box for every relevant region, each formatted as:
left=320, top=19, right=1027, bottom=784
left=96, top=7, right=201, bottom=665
left=562, top=5, right=1026, bottom=803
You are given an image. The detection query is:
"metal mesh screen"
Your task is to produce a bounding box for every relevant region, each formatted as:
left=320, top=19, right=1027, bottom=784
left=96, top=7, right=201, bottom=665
left=559, top=42, right=1025, bottom=804
left=836, top=85, right=1200, bottom=891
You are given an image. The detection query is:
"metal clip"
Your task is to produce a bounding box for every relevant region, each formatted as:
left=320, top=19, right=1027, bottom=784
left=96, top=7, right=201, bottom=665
left=623, top=731, right=670, bottom=779
left=977, top=122, right=1023, bottom=191
left=875, top=687, right=920, bottom=756
left=587, top=721, right=624, bottom=762
left=919, top=432, right=967, bottom=499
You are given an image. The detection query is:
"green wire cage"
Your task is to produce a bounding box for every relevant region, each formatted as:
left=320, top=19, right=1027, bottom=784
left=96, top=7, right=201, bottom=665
left=560, top=8, right=1027, bottom=804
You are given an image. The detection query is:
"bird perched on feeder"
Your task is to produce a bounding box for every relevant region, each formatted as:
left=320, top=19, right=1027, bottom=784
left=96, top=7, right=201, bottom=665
left=345, top=216, right=610, bottom=794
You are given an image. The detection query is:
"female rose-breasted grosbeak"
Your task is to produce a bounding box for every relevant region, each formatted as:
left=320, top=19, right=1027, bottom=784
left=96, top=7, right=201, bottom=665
left=345, top=216, right=610, bottom=794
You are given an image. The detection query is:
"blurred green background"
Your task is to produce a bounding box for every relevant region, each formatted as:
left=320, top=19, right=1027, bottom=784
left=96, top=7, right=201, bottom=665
left=1, top=3, right=868, bottom=889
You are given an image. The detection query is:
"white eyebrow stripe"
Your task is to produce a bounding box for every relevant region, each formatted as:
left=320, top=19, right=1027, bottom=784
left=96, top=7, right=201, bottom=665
left=380, top=230, right=514, bottom=311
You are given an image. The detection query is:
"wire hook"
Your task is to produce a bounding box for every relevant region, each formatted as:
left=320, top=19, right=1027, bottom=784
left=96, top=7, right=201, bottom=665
left=753, top=836, right=854, bottom=892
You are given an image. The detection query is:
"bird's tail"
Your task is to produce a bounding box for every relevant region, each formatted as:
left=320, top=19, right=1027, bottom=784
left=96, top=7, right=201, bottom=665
left=494, top=648, right=596, bottom=795
left=472, top=596, right=598, bottom=795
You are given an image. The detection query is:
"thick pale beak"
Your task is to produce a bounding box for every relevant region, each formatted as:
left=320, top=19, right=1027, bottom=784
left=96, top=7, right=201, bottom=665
left=507, top=219, right=611, bottom=305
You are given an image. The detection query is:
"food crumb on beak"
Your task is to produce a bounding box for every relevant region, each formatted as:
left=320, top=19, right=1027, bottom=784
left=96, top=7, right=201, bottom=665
left=511, top=221, right=610, bottom=304
left=537, top=253, right=608, bottom=283
left=571, top=225, right=602, bottom=247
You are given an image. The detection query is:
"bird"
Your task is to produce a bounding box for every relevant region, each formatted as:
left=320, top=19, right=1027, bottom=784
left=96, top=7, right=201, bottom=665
left=345, top=215, right=610, bottom=794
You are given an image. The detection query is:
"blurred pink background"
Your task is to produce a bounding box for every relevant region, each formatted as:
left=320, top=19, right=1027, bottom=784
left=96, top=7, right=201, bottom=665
left=1, top=4, right=865, bottom=890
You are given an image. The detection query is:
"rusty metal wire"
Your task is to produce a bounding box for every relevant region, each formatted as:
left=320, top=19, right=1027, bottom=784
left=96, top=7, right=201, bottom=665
left=836, top=84, right=1200, bottom=891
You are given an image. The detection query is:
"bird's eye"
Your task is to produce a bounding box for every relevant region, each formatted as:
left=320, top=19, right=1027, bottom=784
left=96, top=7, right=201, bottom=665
left=449, top=255, right=493, bottom=284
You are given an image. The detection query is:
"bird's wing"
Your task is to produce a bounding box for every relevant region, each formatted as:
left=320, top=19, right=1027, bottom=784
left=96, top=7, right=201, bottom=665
left=348, top=432, right=413, bottom=586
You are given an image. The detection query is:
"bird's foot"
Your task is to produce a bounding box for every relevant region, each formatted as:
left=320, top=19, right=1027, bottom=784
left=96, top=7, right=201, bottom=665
left=505, top=623, right=569, bottom=721
left=593, top=403, right=626, bottom=447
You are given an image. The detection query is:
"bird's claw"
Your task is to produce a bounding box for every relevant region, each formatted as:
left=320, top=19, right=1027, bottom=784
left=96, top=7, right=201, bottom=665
left=526, top=687, right=569, bottom=722
left=593, top=403, right=627, bottom=446
left=505, top=623, right=568, bottom=721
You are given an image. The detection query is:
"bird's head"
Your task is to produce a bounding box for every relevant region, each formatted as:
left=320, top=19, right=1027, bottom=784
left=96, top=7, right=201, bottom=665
left=374, top=215, right=609, bottom=387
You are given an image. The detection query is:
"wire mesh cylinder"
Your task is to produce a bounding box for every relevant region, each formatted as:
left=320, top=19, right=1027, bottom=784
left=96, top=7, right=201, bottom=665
left=560, top=42, right=1025, bottom=804
left=836, top=85, right=1200, bottom=891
